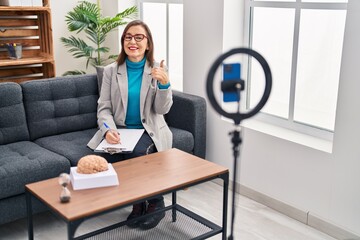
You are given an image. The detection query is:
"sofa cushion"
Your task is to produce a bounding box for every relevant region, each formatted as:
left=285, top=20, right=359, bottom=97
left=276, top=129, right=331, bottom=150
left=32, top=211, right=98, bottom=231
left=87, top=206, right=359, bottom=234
left=34, top=128, right=121, bottom=166
left=0, top=141, right=70, bottom=199
left=0, top=82, right=30, bottom=145
left=170, top=127, right=194, bottom=154
left=21, top=74, right=99, bottom=140
left=166, top=91, right=206, bottom=158
left=34, top=128, right=97, bottom=166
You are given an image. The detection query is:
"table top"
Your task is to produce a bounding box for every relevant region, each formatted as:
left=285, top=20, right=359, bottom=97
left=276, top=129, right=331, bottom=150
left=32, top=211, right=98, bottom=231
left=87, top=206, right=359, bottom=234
left=25, top=148, right=228, bottom=221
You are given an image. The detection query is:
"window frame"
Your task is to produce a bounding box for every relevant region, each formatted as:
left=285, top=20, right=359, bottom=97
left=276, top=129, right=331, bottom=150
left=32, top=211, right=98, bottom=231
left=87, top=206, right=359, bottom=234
left=138, top=0, right=183, bottom=91
left=243, top=0, right=348, bottom=141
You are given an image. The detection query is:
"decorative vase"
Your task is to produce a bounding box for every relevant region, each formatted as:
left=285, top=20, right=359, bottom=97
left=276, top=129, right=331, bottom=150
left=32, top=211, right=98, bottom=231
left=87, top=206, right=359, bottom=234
left=0, top=0, right=9, bottom=6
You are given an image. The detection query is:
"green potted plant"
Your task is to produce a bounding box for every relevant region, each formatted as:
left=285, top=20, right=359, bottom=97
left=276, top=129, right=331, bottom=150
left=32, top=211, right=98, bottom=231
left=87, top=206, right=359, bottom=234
left=61, top=0, right=137, bottom=75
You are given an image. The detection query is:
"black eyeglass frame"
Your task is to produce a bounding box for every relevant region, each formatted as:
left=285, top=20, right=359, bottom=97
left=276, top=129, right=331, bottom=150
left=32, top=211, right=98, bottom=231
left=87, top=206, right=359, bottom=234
left=123, top=34, right=148, bottom=42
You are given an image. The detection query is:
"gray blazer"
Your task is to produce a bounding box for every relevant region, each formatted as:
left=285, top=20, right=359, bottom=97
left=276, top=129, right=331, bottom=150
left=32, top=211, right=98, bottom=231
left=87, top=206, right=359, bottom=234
left=87, top=61, right=173, bottom=152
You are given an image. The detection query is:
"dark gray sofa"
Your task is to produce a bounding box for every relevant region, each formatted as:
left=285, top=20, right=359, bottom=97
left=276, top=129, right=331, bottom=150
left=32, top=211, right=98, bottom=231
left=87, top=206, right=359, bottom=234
left=0, top=74, right=206, bottom=225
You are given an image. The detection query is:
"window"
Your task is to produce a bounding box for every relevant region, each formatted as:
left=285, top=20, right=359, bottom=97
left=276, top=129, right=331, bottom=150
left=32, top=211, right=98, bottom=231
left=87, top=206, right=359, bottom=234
left=245, top=0, right=347, bottom=140
left=139, top=0, right=183, bottom=91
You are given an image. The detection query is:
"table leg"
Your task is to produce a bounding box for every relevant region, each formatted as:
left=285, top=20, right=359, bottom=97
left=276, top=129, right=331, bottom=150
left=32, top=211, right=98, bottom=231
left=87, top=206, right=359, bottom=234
left=172, top=191, right=177, bottom=222
left=67, top=222, right=74, bottom=240
left=26, top=191, right=34, bottom=240
left=67, top=218, right=84, bottom=240
left=222, top=172, right=229, bottom=240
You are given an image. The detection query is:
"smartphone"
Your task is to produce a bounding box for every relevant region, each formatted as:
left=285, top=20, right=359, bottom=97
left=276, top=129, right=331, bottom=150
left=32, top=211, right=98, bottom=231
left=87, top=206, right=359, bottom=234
left=223, top=63, right=241, bottom=102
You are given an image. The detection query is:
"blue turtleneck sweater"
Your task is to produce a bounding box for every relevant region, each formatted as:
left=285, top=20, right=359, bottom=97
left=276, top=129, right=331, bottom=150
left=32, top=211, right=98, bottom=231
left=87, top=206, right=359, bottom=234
left=125, top=57, right=145, bottom=129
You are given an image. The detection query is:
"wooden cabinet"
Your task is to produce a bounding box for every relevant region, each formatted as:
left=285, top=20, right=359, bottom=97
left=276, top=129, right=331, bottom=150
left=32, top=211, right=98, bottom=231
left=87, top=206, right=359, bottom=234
left=0, top=0, right=54, bottom=83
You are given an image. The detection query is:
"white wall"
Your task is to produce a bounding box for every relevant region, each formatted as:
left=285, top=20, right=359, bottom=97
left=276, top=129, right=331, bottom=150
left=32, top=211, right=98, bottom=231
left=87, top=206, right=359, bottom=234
left=51, top=0, right=94, bottom=76
left=52, top=0, right=360, bottom=235
left=328, top=0, right=360, bottom=232
left=183, top=0, right=237, bottom=178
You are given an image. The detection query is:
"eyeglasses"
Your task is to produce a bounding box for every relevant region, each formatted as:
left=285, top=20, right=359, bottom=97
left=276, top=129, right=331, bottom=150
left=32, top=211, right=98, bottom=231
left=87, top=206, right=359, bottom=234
left=124, top=34, right=148, bottom=42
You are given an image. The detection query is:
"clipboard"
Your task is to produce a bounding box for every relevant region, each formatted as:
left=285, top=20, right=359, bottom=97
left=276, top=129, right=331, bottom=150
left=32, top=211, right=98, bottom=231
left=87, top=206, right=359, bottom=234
left=94, top=129, right=144, bottom=154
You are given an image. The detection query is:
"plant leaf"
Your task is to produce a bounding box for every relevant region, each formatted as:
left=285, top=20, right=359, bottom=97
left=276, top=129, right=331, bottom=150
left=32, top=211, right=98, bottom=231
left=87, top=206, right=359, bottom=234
left=62, top=70, right=86, bottom=76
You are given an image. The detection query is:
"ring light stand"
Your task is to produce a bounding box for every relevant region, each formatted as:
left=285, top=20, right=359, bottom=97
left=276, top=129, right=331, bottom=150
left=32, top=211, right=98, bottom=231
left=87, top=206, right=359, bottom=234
left=206, top=48, right=272, bottom=240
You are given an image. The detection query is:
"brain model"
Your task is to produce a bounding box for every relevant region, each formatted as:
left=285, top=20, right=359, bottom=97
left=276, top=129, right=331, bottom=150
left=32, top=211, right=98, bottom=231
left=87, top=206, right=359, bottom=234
left=77, top=155, right=108, bottom=174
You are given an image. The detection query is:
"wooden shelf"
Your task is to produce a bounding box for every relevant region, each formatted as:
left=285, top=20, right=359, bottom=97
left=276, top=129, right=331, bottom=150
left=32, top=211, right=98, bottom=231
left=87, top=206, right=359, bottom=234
left=0, top=0, right=54, bottom=83
left=0, top=56, right=53, bottom=67
left=0, top=6, right=50, bottom=12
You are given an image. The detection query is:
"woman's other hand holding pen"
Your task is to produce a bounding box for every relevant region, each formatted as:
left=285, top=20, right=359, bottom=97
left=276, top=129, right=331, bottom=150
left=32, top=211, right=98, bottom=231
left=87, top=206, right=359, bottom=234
left=105, top=129, right=121, bottom=144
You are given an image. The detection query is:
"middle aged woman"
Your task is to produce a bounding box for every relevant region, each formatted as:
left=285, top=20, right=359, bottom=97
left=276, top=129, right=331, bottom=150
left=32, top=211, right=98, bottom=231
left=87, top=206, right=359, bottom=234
left=87, top=19, right=172, bottom=230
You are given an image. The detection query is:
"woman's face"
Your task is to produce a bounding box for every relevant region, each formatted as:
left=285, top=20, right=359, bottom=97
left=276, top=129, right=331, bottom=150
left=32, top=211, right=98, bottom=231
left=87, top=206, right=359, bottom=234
left=123, top=25, right=149, bottom=62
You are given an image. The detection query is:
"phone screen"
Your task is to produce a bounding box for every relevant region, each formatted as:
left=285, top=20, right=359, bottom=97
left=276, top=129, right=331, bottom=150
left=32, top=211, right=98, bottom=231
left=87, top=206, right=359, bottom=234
left=223, top=63, right=241, bottom=102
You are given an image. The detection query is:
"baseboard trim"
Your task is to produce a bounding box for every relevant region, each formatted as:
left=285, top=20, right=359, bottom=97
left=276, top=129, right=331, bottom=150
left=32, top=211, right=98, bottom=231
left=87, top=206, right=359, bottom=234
left=307, top=214, right=360, bottom=240
left=239, top=184, right=308, bottom=224
left=212, top=179, right=360, bottom=240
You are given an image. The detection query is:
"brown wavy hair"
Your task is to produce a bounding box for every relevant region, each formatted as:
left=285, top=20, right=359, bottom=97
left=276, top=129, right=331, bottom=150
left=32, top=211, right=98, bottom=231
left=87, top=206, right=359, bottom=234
left=117, top=20, right=154, bottom=67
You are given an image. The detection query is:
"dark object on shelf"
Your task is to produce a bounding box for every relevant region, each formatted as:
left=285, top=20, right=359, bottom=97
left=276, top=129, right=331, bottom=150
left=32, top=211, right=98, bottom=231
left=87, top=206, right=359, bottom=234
left=0, top=0, right=9, bottom=6
left=4, top=43, right=22, bottom=59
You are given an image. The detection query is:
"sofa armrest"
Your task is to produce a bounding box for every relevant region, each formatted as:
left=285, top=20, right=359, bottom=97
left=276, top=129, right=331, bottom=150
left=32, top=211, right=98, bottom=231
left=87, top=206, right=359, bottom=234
left=166, top=90, right=206, bottom=158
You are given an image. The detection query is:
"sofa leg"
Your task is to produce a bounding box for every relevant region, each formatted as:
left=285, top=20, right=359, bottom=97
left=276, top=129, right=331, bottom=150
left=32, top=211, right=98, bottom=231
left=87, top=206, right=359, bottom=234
left=26, top=191, right=34, bottom=240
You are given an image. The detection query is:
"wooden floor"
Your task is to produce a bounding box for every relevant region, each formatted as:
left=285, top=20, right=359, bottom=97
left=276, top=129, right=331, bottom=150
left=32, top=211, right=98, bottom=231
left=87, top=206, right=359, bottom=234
left=0, top=181, right=336, bottom=240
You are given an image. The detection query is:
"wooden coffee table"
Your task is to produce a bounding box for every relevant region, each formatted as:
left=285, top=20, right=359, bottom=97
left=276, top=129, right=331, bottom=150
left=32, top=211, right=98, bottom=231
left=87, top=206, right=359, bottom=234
left=25, top=148, right=229, bottom=240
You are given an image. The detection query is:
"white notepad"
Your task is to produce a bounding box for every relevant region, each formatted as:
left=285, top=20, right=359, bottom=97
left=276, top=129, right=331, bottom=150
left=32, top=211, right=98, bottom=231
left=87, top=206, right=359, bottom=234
left=95, top=129, right=144, bottom=154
